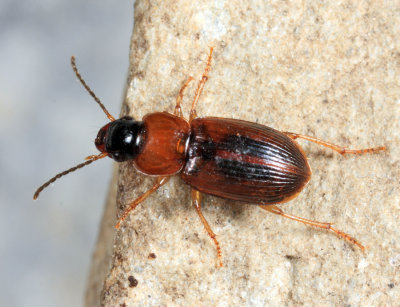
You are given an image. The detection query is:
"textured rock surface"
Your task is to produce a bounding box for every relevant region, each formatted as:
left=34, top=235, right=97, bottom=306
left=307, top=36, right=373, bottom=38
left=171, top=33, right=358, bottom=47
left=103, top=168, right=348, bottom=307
left=87, top=1, right=400, bottom=305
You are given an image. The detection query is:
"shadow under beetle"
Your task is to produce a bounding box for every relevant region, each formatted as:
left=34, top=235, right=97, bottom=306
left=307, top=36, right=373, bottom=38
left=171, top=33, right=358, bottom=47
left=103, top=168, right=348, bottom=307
left=34, top=48, right=386, bottom=267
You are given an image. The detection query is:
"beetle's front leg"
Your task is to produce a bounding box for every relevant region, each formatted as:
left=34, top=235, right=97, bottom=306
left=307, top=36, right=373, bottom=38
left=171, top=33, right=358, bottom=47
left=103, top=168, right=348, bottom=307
left=115, top=176, right=170, bottom=229
left=174, top=77, right=194, bottom=118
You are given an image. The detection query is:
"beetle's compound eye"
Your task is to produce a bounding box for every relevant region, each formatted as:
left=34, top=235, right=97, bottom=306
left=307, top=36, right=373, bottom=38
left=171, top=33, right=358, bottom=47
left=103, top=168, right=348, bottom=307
left=95, top=123, right=110, bottom=153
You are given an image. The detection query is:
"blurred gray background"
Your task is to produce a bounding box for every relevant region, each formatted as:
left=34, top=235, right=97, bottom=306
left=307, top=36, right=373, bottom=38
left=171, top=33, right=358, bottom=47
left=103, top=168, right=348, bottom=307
left=0, top=1, right=132, bottom=306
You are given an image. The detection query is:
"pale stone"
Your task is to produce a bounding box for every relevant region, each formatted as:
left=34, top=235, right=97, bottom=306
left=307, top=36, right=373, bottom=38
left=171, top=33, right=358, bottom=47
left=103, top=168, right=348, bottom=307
left=87, top=1, right=400, bottom=305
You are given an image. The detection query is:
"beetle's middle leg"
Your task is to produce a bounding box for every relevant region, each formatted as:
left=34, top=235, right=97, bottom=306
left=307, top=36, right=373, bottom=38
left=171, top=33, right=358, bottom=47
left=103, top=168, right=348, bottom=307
left=191, top=189, right=223, bottom=267
left=259, top=204, right=365, bottom=250
left=284, top=132, right=386, bottom=155
left=189, top=47, right=214, bottom=122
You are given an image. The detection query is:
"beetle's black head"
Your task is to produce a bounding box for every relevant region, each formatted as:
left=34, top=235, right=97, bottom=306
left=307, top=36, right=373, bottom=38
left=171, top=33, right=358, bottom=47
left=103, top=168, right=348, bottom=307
left=95, top=116, right=146, bottom=162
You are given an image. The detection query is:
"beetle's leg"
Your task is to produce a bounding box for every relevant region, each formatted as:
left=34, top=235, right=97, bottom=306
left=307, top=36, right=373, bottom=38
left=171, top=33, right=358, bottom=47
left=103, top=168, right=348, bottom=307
left=174, top=76, right=194, bottom=118
left=260, top=204, right=365, bottom=250
left=284, top=132, right=386, bottom=155
left=115, top=176, right=170, bottom=229
left=189, top=47, right=214, bottom=122
left=191, top=189, right=223, bottom=267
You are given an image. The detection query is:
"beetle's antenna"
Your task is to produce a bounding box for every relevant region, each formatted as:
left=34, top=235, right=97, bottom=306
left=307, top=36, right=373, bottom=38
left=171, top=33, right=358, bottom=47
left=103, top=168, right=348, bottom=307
left=70, top=56, right=115, bottom=122
left=33, top=152, right=108, bottom=200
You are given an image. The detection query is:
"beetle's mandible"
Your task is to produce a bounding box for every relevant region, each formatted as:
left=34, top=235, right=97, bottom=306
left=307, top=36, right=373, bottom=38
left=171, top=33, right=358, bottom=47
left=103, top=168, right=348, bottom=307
left=34, top=48, right=386, bottom=267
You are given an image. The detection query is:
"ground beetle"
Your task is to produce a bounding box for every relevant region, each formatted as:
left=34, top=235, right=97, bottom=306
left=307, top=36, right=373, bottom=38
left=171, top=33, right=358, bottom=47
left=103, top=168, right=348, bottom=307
left=34, top=48, right=386, bottom=267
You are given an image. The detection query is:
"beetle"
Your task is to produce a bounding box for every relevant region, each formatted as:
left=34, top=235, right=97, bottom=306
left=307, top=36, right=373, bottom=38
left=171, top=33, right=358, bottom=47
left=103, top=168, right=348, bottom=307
left=34, top=48, right=386, bottom=267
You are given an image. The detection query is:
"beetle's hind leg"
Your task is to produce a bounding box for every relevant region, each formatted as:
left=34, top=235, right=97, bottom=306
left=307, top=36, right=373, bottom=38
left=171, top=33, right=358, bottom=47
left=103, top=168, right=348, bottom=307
left=284, top=132, right=386, bottom=155
left=192, top=189, right=223, bottom=267
left=260, top=204, right=365, bottom=250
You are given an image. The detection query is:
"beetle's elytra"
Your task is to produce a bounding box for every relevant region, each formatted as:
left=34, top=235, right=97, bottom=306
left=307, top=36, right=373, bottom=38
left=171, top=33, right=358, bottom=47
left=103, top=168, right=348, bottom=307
left=34, top=48, right=386, bottom=267
left=181, top=117, right=311, bottom=204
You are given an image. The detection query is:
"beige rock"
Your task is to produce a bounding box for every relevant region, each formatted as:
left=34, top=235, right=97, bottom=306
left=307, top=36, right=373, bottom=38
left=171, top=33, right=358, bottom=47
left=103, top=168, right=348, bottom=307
left=87, top=1, right=400, bottom=305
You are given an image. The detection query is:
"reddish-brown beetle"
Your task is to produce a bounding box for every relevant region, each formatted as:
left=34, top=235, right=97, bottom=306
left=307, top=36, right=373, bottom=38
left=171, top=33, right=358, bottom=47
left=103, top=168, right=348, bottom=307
left=34, top=48, right=385, bottom=267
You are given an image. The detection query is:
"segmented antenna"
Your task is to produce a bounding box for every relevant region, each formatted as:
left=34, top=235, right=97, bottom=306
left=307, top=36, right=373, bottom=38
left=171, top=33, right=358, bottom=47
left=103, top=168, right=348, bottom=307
left=33, top=153, right=107, bottom=200
left=33, top=57, right=118, bottom=200
left=70, top=56, right=115, bottom=121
